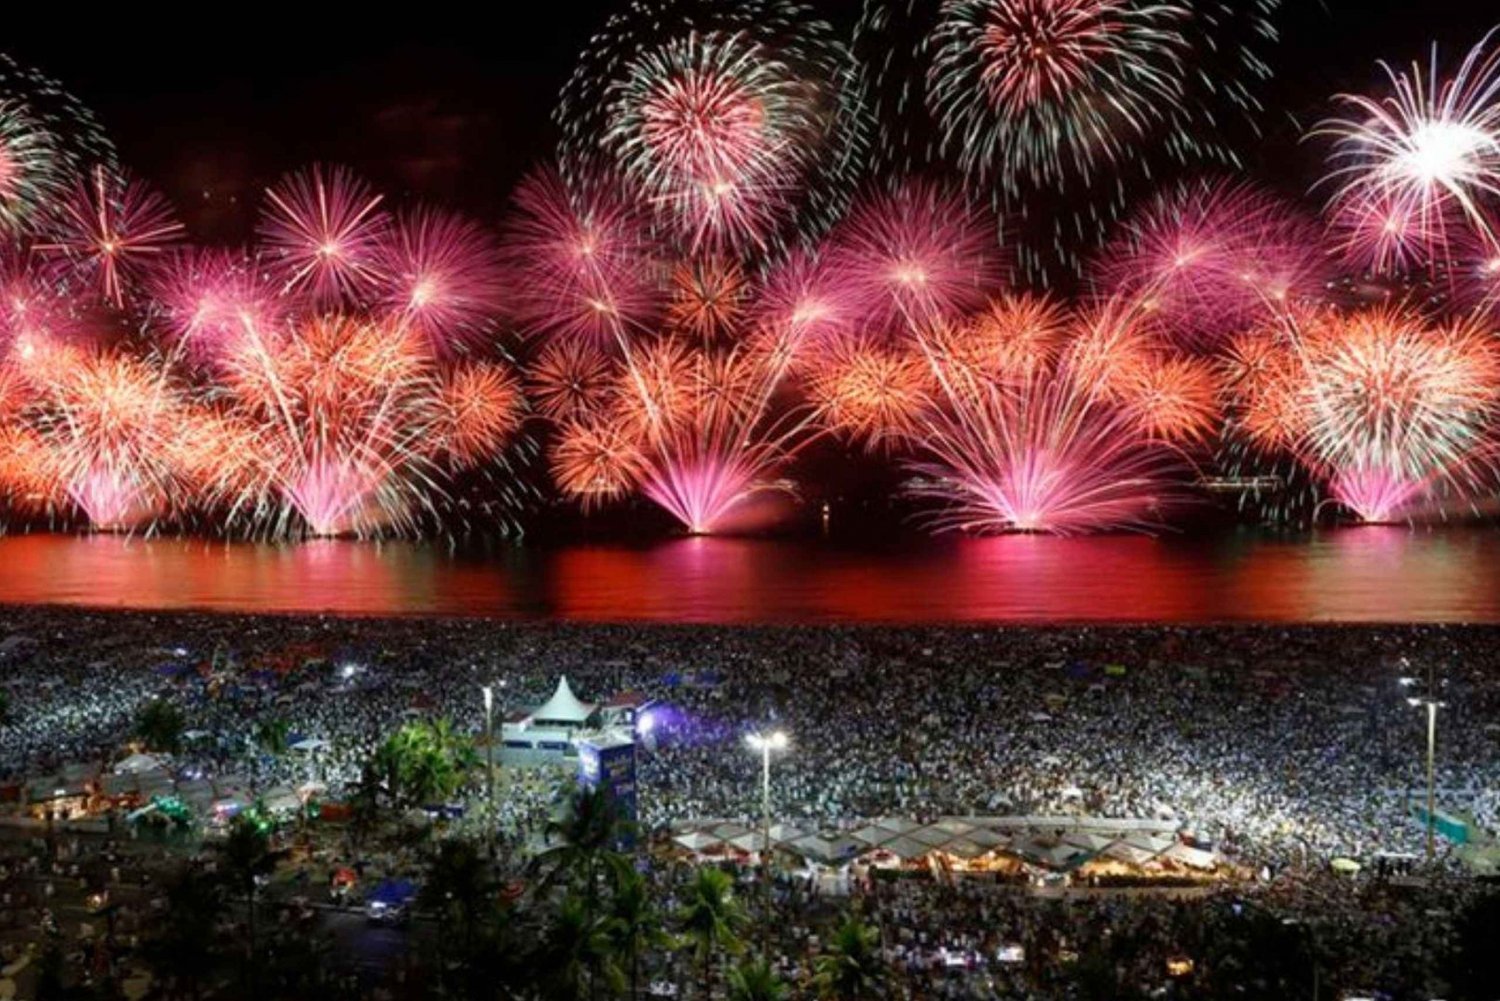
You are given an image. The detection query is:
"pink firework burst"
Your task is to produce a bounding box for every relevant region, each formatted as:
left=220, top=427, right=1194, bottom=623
left=37, top=166, right=184, bottom=307
left=825, top=182, right=1005, bottom=337
left=375, top=208, right=505, bottom=354
left=258, top=165, right=390, bottom=306
left=746, top=250, right=858, bottom=369
left=1452, top=217, right=1500, bottom=315
left=144, top=248, right=283, bottom=363
left=1317, top=28, right=1500, bottom=269
left=906, top=369, right=1184, bottom=536
left=1092, top=179, right=1330, bottom=350
left=638, top=435, right=788, bottom=536
left=499, top=167, right=662, bottom=347
left=1327, top=185, right=1447, bottom=274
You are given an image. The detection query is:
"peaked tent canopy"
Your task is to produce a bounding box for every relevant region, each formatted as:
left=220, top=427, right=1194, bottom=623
left=530, top=677, right=597, bottom=725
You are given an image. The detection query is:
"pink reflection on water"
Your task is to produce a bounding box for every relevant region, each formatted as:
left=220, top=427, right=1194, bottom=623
left=0, top=528, right=1494, bottom=623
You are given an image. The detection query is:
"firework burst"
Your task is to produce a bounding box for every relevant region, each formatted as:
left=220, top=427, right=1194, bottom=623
left=825, top=181, right=1004, bottom=336
left=375, top=208, right=506, bottom=354
left=557, top=0, right=868, bottom=254
left=208, top=314, right=519, bottom=537
left=1092, top=179, right=1331, bottom=349
left=37, top=166, right=184, bottom=307
left=500, top=167, right=662, bottom=347
left=906, top=368, right=1185, bottom=535
left=258, top=165, right=390, bottom=305
left=1243, top=308, right=1500, bottom=522
left=1317, top=28, right=1500, bottom=271
left=0, top=53, right=114, bottom=236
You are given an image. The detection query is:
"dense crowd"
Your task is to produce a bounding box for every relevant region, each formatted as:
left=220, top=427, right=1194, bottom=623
left=3, top=608, right=1498, bottom=875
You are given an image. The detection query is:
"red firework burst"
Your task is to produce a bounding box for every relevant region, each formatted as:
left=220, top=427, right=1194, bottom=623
left=551, top=419, right=645, bottom=505
left=930, top=293, right=1069, bottom=386
left=258, top=165, right=390, bottom=305
left=810, top=343, right=933, bottom=451
left=37, top=166, right=184, bottom=307
left=433, top=363, right=525, bottom=470
left=666, top=256, right=747, bottom=341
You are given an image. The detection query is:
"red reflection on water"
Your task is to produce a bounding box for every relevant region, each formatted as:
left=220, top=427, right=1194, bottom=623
left=0, top=529, right=1496, bottom=622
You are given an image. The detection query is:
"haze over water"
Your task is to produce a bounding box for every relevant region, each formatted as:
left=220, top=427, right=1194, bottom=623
left=0, top=527, right=1496, bottom=623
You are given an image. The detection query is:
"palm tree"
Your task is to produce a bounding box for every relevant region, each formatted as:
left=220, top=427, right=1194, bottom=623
left=607, top=856, right=669, bottom=1001
left=677, top=866, right=746, bottom=999
left=420, top=838, right=495, bottom=956
left=135, top=698, right=185, bottom=754
left=728, top=957, right=789, bottom=1001
left=540, top=894, right=624, bottom=1001
left=141, top=867, right=225, bottom=1000
left=220, top=814, right=282, bottom=994
left=536, top=783, right=628, bottom=905
left=252, top=717, right=290, bottom=794
left=813, top=915, right=884, bottom=1001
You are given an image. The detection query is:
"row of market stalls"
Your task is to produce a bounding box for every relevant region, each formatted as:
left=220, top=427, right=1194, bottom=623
left=667, top=816, right=1223, bottom=881
left=3, top=750, right=327, bottom=829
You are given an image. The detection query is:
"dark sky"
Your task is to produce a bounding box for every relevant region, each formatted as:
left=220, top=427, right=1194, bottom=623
left=4, top=1, right=1496, bottom=240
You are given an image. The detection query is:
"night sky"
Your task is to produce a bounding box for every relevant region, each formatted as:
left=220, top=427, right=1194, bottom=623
left=4, top=1, right=1496, bottom=240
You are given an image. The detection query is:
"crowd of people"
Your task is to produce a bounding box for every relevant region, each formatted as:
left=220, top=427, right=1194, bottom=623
left=2, top=608, right=1497, bottom=873
left=2, top=608, right=1499, bottom=997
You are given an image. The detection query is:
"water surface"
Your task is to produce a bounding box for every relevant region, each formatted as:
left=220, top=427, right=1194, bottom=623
left=0, top=527, right=1496, bottom=622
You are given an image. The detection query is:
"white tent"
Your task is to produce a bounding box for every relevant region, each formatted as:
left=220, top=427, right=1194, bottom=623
left=114, top=753, right=164, bottom=775
left=673, top=831, right=725, bottom=854
left=1162, top=843, right=1218, bottom=870
left=289, top=738, right=329, bottom=753
left=530, top=677, right=596, bottom=725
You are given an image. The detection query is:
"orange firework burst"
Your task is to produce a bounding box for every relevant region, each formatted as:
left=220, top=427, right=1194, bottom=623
left=528, top=340, right=614, bottom=423
left=930, top=293, right=1068, bottom=387
left=811, top=343, right=933, bottom=451
left=1059, top=298, right=1160, bottom=402
left=666, top=256, right=747, bottom=340
left=434, top=363, right=525, bottom=470
left=21, top=346, right=192, bottom=529
left=551, top=419, right=645, bottom=504
left=213, top=314, right=518, bottom=537
left=1118, top=355, right=1222, bottom=444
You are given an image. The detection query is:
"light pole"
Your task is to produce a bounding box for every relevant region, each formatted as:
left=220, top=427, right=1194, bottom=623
left=746, top=730, right=788, bottom=956
left=1400, top=668, right=1444, bottom=863
left=482, top=684, right=496, bottom=859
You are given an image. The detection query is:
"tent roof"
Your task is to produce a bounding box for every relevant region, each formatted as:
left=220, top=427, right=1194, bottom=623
left=531, top=677, right=596, bottom=724
left=115, top=753, right=165, bottom=775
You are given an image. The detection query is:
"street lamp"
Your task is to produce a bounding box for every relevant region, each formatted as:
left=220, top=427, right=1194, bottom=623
left=746, top=730, right=788, bottom=954
left=1399, top=667, right=1444, bottom=863
left=482, top=684, right=496, bottom=859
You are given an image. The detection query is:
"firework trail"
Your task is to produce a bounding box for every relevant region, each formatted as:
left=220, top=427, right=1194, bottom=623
left=204, top=314, right=522, bottom=538
left=13, top=341, right=195, bottom=530
left=906, top=368, right=1185, bottom=535
left=557, top=0, right=869, bottom=256
left=0, top=52, right=114, bottom=237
